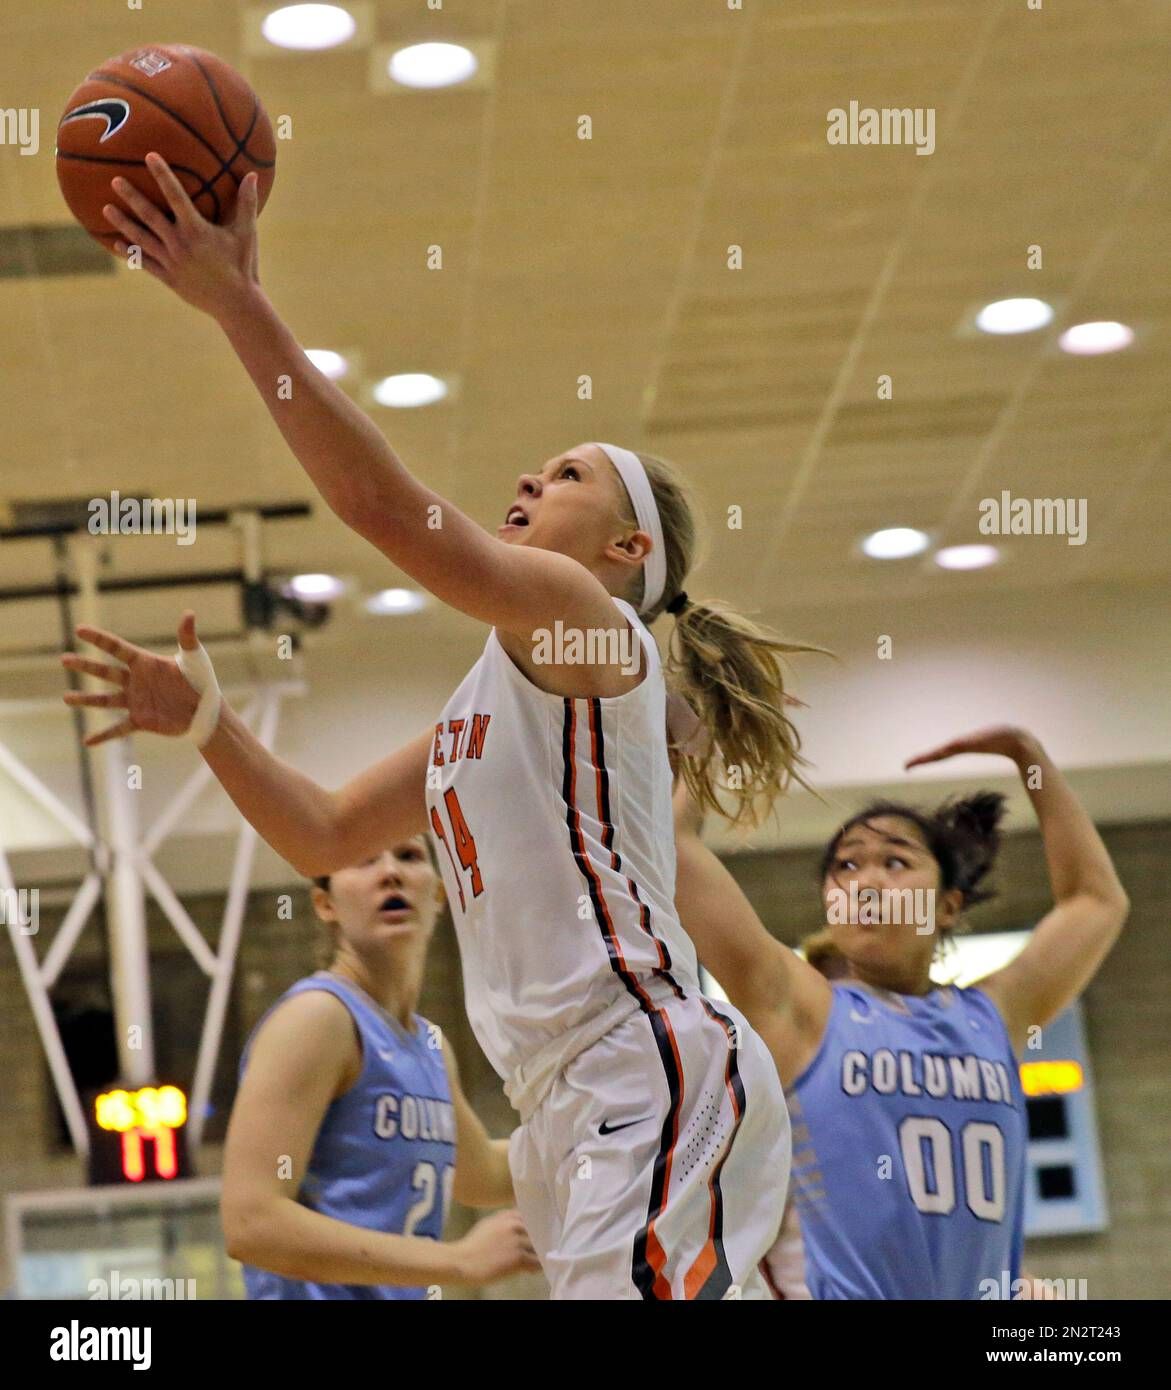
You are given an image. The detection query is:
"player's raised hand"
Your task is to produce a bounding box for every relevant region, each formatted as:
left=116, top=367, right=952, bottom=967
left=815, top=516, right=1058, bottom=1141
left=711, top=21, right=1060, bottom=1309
left=451, top=1209, right=541, bottom=1285
left=102, top=153, right=261, bottom=318
left=905, top=725, right=1041, bottom=770
left=60, top=610, right=204, bottom=746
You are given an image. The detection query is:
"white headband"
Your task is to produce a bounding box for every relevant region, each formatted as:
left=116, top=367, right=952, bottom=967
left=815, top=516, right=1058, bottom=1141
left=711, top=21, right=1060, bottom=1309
left=591, top=442, right=667, bottom=615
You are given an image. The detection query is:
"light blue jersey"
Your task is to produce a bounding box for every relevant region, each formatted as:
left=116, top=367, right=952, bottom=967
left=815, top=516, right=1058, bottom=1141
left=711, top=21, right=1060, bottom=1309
left=240, top=973, right=456, bottom=1300
left=789, top=981, right=1026, bottom=1299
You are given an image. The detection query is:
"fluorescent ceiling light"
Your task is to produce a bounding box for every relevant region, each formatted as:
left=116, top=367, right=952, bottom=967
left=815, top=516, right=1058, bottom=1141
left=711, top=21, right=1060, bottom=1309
left=934, top=544, right=1000, bottom=571
left=372, top=373, right=448, bottom=407
left=861, top=527, right=930, bottom=560
left=388, top=42, right=478, bottom=89
left=304, top=349, right=349, bottom=380
left=262, top=5, right=357, bottom=51
left=1058, top=321, right=1134, bottom=356
left=285, top=573, right=346, bottom=601
left=365, top=588, right=427, bottom=615
left=975, top=297, right=1053, bottom=335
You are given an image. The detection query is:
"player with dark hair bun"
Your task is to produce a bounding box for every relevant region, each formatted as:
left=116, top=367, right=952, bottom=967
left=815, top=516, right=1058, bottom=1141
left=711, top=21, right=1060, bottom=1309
left=820, top=789, right=1008, bottom=917
left=674, top=726, right=1129, bottom=1300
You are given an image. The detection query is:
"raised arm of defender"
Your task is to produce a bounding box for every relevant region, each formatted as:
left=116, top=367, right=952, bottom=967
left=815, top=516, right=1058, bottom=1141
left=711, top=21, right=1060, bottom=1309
left=905, top=727, right=1129, bottom=1052
left=672, top=782, right=832, bottom=1089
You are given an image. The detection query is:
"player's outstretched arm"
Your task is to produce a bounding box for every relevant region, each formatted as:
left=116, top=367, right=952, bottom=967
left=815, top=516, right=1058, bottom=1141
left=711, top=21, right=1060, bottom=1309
left=906, top=727, right=1129, bottom=1052
left=103, top=161, right=620, bottom=648
left=673, top=782, right=832, bottom=1088
left=440, top=1037, right=516, bottom=1209
left=62, top=611, right=430, bottom=877
left=222, top=992, right=539, bottom=1288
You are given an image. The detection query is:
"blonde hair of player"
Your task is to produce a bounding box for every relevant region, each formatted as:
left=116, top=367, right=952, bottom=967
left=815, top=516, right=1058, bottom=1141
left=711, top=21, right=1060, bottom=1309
left=616, top=451, right=820, bottom=827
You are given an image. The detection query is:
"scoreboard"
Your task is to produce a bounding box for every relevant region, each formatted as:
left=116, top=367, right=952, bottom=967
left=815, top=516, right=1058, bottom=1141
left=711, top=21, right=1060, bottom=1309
left=1016, top=1002, right=1108, bottom=1235
left=86, top=1084, right=193, bottom=1186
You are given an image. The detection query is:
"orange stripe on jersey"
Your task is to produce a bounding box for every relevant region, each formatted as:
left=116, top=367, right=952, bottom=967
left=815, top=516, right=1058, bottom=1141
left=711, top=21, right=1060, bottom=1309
left=561, top=699, right=689, bottom=1299
left=562, top=700, right=643, bottom=993
left=644, top=1227, right=672, bottom=1300
left=639, top=1004, right=686, bottom=1300
left=684, top=1243, right=719, bottom=1299
left=681, top=999, right=745, bottom=1299
left=584, top=699, right=672, bottom=975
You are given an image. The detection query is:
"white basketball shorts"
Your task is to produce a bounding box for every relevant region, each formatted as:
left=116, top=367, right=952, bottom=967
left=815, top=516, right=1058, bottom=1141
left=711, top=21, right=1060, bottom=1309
left=508, top=990, right=790, bottom=1299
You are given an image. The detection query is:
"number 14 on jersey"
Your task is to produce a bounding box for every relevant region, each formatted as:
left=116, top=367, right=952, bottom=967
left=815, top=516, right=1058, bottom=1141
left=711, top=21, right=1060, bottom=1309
left=430, top=788, right=483, bottom=911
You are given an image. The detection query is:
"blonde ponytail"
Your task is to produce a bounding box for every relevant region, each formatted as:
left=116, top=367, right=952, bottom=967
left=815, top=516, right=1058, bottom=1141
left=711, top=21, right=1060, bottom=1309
left=668, top=599, right=821, bottom=826
left=622, top=451, right=826, bottom=827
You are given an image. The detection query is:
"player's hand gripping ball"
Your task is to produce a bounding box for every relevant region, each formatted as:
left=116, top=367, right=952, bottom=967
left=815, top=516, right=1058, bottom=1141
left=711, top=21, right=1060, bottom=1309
left=56, top=44, right=276, bottom=253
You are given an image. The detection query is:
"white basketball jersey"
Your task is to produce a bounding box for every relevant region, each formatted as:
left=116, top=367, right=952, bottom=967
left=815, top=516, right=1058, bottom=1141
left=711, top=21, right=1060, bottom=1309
left=424, top=598, right=701, bottom=1087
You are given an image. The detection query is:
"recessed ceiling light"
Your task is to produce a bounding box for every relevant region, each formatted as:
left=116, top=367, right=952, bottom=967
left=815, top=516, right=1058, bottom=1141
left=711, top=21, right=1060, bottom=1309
left=975, top=297, right=1054, bottom=335
left=1058, top=321, right=1134, bottom=356
left=388, top=42, right=478, bottom=89
left=304, top=349, right=349, bottom=380
left=262, top=4, right=356, bottom=51
left=365, top=588, right=427, bottom=615
left=372, top=373, right=448, bottom=408
left=861, top=527, right=930, bottom=560
left=284, top=573, right=346, bottom=601
left=934, top=544, right=1000, bottom=571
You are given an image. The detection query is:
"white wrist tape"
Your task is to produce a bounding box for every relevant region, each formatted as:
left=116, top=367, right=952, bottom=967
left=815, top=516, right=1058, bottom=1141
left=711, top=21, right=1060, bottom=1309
left=175, top=641, right=223, bottom=749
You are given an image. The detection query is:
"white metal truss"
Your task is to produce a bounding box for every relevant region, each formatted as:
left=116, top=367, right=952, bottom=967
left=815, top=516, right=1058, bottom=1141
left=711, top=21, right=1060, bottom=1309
left=0, top=735, right=99, bottom=1156
left=0, top=680, right=301, bottom=1159
left=1, top=508, right=307, bottom=1165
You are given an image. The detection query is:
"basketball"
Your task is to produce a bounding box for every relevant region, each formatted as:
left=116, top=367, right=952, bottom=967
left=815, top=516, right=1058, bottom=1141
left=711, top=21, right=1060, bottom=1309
left=55, top=44, right=276, bottom=252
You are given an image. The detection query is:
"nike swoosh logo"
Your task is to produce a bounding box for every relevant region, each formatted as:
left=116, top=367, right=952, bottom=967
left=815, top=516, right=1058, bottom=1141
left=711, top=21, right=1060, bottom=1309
left=599, top=1116, right=652, bottom=1135
left=59, top=98, right=131, bottom=144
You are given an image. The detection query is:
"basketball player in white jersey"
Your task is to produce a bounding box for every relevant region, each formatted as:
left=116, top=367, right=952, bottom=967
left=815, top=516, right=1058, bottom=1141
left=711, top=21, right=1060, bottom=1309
left=759, top=931, right=848, bottom=1300
left=74, top=163, right=822, bottom=1298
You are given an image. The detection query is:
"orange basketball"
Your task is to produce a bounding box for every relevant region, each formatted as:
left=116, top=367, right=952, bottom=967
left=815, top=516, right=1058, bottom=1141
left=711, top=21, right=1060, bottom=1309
left=56, top=44, right=276, bottom=252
